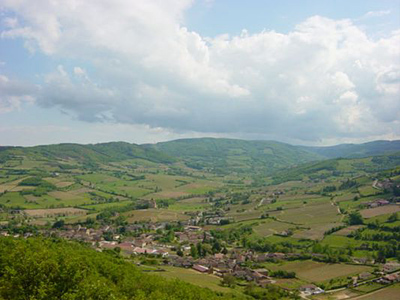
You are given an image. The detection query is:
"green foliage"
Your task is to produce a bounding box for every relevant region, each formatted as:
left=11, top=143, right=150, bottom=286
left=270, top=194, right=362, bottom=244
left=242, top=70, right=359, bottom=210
left=347, top=212, right=364, bottom=226
left=0, top=237, right=238, bottom=300
left=339, top=179, right=358, bottom=190
left=322, top=185, right=337, bottom=193
left=269, top=270, right=296, bottom=279
left=303, top=140, right=400, bottom=159
left=221, top=274, right=236, bottom=287
left=151, top=138, right=322, bottom=175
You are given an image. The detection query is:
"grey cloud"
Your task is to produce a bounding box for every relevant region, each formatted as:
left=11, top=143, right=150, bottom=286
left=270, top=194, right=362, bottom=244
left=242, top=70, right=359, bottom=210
left=1, top=1, right=400, bottom=143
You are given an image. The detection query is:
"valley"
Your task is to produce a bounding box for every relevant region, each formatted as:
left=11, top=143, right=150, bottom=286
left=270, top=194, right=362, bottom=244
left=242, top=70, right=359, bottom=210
left=1, top=138, right=400, bottom=299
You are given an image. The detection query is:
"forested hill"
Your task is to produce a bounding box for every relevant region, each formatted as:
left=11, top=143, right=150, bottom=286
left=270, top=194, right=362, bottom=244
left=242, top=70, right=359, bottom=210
left=300, top=140, right=400, bottom=159
left=1, top=138, right=399, bottom=174
left=148, top=138, right=323, bottom=174
left=0, top=237, right=243, bottom=300
left=270, top=151, right=400, bottom=184
left=0, top=142, right=176, bottom=165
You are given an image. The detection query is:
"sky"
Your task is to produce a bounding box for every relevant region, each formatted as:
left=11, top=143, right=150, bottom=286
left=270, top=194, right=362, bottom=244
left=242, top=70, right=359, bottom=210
left=0, top=0, right=399, bottom=146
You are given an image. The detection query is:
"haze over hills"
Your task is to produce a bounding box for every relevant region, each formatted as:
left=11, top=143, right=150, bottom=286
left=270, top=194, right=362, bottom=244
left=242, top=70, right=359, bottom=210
left=2, top=138, right=400, bottom=175
left=148, top=138, right=323, bottom=174
left=1, top=137, right=400, bottom=299
left=301, top=140, right=400, bottom=159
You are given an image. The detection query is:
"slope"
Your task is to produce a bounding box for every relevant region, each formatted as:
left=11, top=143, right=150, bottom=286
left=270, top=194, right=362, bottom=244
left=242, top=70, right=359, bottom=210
left=301, top=140, right=400, bottom=159
left=148, top=138, right=323, bottom=174
left=0, top=142, right=175, bottom=166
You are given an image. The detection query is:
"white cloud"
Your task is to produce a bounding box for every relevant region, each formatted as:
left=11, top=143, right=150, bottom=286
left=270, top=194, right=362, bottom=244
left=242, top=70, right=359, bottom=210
left=0, top=1, right=399, bottom=143
left=363, top=10, right=391, bottom=18
left=0, top=74, right=37, bottom=113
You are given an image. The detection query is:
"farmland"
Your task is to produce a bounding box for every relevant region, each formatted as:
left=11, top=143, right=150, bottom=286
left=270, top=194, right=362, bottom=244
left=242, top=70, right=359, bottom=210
left=0, top=139, right=399, bottom=299
left=262, top=260, right=373, bottom=283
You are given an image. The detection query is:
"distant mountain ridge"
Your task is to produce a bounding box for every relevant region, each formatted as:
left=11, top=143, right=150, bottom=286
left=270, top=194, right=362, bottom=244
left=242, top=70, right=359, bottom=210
left=300, top=140, right=400, bottom=159
left=1, top=138, right=399, bottom=174
left=0, top=142, right=176, bottom=165
left=147, top=138, right=323, bottom=174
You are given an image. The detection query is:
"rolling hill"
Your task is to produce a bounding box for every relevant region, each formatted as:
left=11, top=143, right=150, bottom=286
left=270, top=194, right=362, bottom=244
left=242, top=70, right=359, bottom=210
left=270, top=151, right=400, bottom=184
left=301, top=140, right=400, bottom=159
left=0, top=142, right=176, bottom=166
left=1, top=138, right=399, bottom=175
left=148, top=138, right=323, bottom=174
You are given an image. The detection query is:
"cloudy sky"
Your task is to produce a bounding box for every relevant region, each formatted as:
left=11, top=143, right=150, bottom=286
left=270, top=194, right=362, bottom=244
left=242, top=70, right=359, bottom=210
left=0, top=0, right=399, bottom=146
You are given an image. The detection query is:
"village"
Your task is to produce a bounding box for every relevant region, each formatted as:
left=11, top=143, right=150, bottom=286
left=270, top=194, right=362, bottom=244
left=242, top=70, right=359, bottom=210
left=2, top=218, right=400, bottom=299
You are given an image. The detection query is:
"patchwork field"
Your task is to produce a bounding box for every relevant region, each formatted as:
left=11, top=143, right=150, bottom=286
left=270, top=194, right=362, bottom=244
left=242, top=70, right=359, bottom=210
left=352, top=284, right=400, bottom=300
left=24, top=207, right=88, bottom=218
left=152, top=266, right=236, bottom=294
left=125, top=209, right=190, bottom=222
left=360, top=204, right=400, bottom=218
left=263, top=260, right=373, bottom=283
left=333, top=225, right=365, bottom=236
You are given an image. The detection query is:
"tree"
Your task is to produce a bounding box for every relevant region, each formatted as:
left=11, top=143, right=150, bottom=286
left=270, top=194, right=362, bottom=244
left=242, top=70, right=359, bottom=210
left=221, top=274, right=236, bottom=287
left=190, top=244, right=198, bottom=258
left=388, top=213, right=398, bottom=223
left=176, top=249, right=184, bottom=257
left=347, top=212, right=364, bottom=225
left=212, top=240, right=221, bottom=253
left=52, top=219, right=64, bottom=229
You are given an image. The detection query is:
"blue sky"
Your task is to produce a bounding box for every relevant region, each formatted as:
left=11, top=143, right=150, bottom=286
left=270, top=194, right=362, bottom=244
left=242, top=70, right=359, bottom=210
left=186, top=0, right=399, bottom=36
left=0, top=0, right=399, bottom=146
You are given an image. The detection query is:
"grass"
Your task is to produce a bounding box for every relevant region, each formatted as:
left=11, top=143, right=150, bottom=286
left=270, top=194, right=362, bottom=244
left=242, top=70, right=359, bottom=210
left=321, top=235, right=365, bottom=249
left=360, top=205, right=400, bottom=218
left=263, top=260, right=373, bottom=283
left=252, top=219, right=295, bottom=237
left=353, top=283, right=400, bottom=300
left=152, top=265, right=237, bottom=294
left=124, top=209, right=190, bottom=222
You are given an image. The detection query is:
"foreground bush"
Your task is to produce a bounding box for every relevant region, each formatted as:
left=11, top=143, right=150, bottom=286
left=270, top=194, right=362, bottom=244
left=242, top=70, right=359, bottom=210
left=0, top=237, right=241, bottom=300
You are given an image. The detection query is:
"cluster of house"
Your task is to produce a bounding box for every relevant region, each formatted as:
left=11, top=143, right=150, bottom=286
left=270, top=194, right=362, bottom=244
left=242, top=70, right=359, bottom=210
left=170, top=252, right=275, bottom=287
left=298, top=284, right=324, bottom=296
left=376, top=272, right=400, bottom=284
left=174, top=226, right=208, bottom=244
left=375, top=179, right=395, bottom=190
left=366, top=199, right=391, bottom=209
left=99, top=240, right=169, bottom=257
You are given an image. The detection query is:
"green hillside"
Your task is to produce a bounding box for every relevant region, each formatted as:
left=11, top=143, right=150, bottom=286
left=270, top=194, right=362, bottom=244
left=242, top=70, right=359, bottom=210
left=1, top=138, right=399, bottom=176
left=0, top=142, right=176, bottom=166
left=270, top=151, right=400, bottom=183
left=0, top=237, right=242, bottom=300
left=149, top=138, right=323, bottom=174
left=301, top=140, right=400, bottom=159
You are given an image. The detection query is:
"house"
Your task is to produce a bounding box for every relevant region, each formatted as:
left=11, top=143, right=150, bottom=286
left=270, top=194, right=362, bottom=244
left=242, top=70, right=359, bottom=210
left=192, top=264, right=209, bottom=273
left=133, top=239, right=147, bottom=248
left=118, top=242, right=134, bottom=254
left=133, top=247, right=157, bottom=255
left=383, top=262, right=400, bottom=273
left=253, top=268, right=269, bottom=276
left=358, top=272, right=372, bottom=281
left=171, top=257, right=193, bottom=268
left=256, top=254, right=269, bottom=262
left=368, top=199, right=390, bottom=208
left=268, top=252, right=286, bottom=260
left=258, top=278, right=274, bottom=287
left=185, top=226, right=202, bottom=232
left=299, top=284, right=324, bottom=295
left=250, top=271, right=267, bottom=282
left=214, top=253, right=225, bottom=260
left=379, top=273, right=400, bottom=284
left=99, top=241, right=118, bottom=250
left=233, top=269, right=248, bottom=280
left=154, top=249, right=169, bottom=257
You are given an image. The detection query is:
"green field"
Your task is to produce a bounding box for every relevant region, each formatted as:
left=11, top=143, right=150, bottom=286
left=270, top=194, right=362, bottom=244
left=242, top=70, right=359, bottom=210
left=263, top=260, right=373, bottom=283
